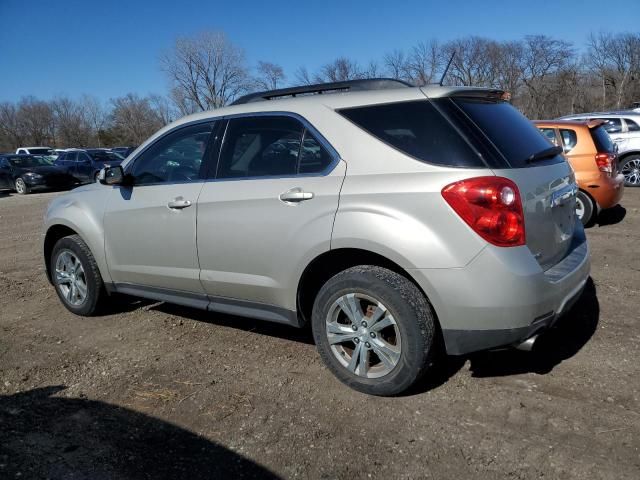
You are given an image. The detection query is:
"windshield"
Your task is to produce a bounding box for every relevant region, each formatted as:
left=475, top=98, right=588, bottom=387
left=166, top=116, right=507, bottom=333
left=88, top=151, right=124, bottom=162
left=27, top=148, right=54, bottom=155
left=9, top=156, right=52, bottom=168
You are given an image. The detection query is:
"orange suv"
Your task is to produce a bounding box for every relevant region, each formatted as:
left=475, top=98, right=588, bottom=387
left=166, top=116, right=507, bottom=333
left=535, top=120, right=624, bottom=225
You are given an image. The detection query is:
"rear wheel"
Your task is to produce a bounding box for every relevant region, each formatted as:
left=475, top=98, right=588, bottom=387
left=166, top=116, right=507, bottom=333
left=312, top=265, right=436, bottom=396
left=51, top=235, right=105, bottom=316
left=576, top=191, right=595, bottom=226
left=620, top=155, right=640, bottom=187
left=14, top=177, right=29, bottom=195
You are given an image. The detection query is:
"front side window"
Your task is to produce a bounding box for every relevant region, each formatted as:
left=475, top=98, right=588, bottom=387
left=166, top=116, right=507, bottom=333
left=597, top=118, right=622, bottom=134
left=216, top=116, right=334, bottom=179
left=539, top=128, right=559, bottom=146
left=129, top=122, right=213, bottom=185
left=559, top=129, right=578, bottom=152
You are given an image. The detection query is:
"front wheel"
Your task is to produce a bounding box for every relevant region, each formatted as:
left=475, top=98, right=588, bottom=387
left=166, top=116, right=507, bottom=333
left=576, top=191, right=595, bottom=227
left=312, top=266, right=436, bottom=396
left=51, top=234, right=105, bottom=316
left=14, top=177, right=29, bottom=195
left=620, top=155, right=640, bottom=187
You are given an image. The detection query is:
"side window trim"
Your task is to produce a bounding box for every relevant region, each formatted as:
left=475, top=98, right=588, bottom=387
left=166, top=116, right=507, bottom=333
left=124, top=120, right=217, bottom=186
left=209, top=111, right=341, bottom=181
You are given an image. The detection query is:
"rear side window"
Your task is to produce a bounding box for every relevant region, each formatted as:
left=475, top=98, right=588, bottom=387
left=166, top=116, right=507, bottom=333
left=591, top=126, right=615, bottom=153
left=559, top=129, right=578, bottom=152
left=452, top=98, right=564, bottom=168
left=338, top=100, right=484, bottom=168
left=217, top=116, right=334, bottom=179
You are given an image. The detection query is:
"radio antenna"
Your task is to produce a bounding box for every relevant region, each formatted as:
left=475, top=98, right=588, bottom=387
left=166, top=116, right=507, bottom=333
left=439, top=51, right=456, bottom=86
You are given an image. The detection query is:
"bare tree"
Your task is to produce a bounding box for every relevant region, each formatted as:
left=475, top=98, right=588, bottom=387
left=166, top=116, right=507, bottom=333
left=294, top=66, right=314, bottom=85
left=255, top=61, right=286, bottom=90
left=110, top=94, right=164, bottom=145
left=80, top=95, right=107, bottom=147
left=316, top=57, right=364, bottom=82
left=161, top=31, right=251, bottom=111
left=149, top=94, right=174, bottom=125
left=0, top=102, right=24, bottom=149
left=407, top=40, right=442, bottom=85
left=16, top=96, right=54, bottom=146
left=384, top=49, right=410, bottom=81
left=51, top=96, right=92, bottom=147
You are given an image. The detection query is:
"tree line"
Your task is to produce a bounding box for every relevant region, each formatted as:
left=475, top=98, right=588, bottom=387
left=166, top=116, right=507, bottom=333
left=1, top=30, right=638, bottom=152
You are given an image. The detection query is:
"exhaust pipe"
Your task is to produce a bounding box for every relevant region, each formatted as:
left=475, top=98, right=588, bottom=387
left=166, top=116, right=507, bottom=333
left=516, top=335, right=538, bottom=351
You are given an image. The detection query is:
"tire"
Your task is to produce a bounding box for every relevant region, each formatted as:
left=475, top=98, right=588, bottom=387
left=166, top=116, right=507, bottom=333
left=94, top=171, right=100, bottom=183
left=576, top=190, right=595, bottom=227
left=312, top=265, right=436, bottom=396
left=50, top=234, right=105, bottom=316
left=620, top=155, right=640, bottom=187
left=14, top=177, right=29, bottom=195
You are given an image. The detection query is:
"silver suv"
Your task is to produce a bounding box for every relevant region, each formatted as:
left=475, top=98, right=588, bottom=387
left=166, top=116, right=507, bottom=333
left=44, top=80, right=590, bottom=395
left=560, top=112, right=640, bottom=186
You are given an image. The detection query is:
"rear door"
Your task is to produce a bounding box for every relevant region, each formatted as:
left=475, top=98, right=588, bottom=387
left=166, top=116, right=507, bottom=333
left=0, top=158, right=11, bottom=188
left=443, top=97, right=578, bottom=270
left=196, top=114, right=345, bottom=312
left=76, top=152, right=94, bottom=183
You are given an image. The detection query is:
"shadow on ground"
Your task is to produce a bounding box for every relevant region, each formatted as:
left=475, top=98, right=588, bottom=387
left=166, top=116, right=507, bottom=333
left=468, top=277, right=599, bottom=377
left=596, top=204, right=626, bottom=227
left=149, top=301, right=315, bottom=345
left=0, top=386, right=280, bottom=480
left=409, top=277, right=600, bottom=394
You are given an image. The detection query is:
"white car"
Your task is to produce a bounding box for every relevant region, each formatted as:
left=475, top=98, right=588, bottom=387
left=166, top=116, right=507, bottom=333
left=559, top=113, right=640, bottom=186
left=16, top=146, right=56, bottom=156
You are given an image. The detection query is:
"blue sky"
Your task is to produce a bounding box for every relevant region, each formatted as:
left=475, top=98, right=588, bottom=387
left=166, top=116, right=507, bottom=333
left=1, top=0, right=639, bottom=103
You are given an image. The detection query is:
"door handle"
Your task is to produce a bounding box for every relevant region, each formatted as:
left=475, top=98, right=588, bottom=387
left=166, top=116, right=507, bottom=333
left=167, top=198, right=192, bottom=209
left=279, top=188, right=314, bottom=203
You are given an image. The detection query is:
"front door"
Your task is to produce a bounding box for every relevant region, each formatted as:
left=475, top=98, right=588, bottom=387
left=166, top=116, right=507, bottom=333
left=196, top=115, right=345, bottom=312
left=104, top=121, right=216, bottom=294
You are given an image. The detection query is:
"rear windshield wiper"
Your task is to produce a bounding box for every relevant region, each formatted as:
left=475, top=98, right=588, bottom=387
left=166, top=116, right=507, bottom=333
left=525, top=145, right=563, bottom=164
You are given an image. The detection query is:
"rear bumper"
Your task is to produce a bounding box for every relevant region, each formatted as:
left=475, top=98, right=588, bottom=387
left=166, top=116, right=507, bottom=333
left=409, top=230, right=590, bottom=355
left=586, top=173, right=624, bottom=210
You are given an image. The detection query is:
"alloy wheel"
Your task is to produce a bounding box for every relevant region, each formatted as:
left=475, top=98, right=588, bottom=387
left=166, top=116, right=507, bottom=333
left=325, top=293, right=402, bottom=378
left=575, top=196, right=585, bottom=220
left=621, top=158, right=640, bottom=186
left=15, top=178, right=26, bottom=194
left=54, top=250, right=88, bottom=306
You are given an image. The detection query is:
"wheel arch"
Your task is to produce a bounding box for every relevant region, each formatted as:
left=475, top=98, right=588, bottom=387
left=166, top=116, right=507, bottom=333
left=44, top=224, right=79, bottom=283
left=296, top=248, right=442, bottom=335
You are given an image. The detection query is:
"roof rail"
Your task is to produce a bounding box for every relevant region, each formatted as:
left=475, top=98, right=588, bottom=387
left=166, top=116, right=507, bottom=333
left=231, top=78, right=412, bottom=106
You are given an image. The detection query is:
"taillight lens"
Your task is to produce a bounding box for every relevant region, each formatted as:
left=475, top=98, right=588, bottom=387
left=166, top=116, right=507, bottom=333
left=595, top=153, right=615, bottom=176
left=442, top=176, right=526, bottom=247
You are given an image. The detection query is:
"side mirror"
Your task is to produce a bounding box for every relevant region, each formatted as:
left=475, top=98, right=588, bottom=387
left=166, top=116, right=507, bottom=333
left=98, top=165, right=125, bottom=185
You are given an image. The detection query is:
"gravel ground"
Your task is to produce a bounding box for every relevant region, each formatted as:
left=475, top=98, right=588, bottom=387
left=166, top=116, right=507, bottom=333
left=0, top=187, right=638, bottom=479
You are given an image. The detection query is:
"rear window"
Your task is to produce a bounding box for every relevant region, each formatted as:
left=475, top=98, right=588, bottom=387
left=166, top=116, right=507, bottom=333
left=452, top=98, right=564, bottom=168
left=338, top=100, right=484, bottom=168
left=591, top=126, right=615, bottom=153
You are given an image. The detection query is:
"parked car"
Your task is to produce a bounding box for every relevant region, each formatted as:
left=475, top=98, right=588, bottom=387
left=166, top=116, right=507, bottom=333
left=110, top=146, right=137, bottom=158
left=16, top=146, right=56, bottom=156
left=535, top=120, right=624, bottom=225
left=558, top=112, right=640, bottom=187
left=0, top=154, right=77, bottom=194
left=44, top=79, right=589, bottom=395
left=54, top=149, right=124, bottom=184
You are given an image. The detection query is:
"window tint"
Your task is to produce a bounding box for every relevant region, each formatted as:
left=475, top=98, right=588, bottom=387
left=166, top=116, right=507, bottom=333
left=625, top=118, right=640, bottom=132
left=217, top=116, right=304, bottom=178
left=539, top=128, right=559, bottom=146
left=559, top=129, right=578, bottom=152
left=299, top=130, right=333, bottom=173
left=66, top=152, right=78, bottom=162
left=597, top=118, right=622, bottom=134
left=339, top=100, right=483, bottom=167
left=130, top=122, right=213, bottom=185
left=453, top=98, right=564, bottom=168
left=591, top=126, right=615, bottom=153
left=78, top=152, right=91, bottom=162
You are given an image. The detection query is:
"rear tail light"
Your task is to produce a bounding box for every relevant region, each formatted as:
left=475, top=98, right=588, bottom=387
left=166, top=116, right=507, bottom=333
left=595, top=153, right=615, bottom=176
left=442, top=176, right=526, bottom=247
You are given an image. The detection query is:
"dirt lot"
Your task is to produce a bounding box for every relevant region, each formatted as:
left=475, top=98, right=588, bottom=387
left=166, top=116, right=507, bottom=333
left=0, top=187, right=639, bottom=479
